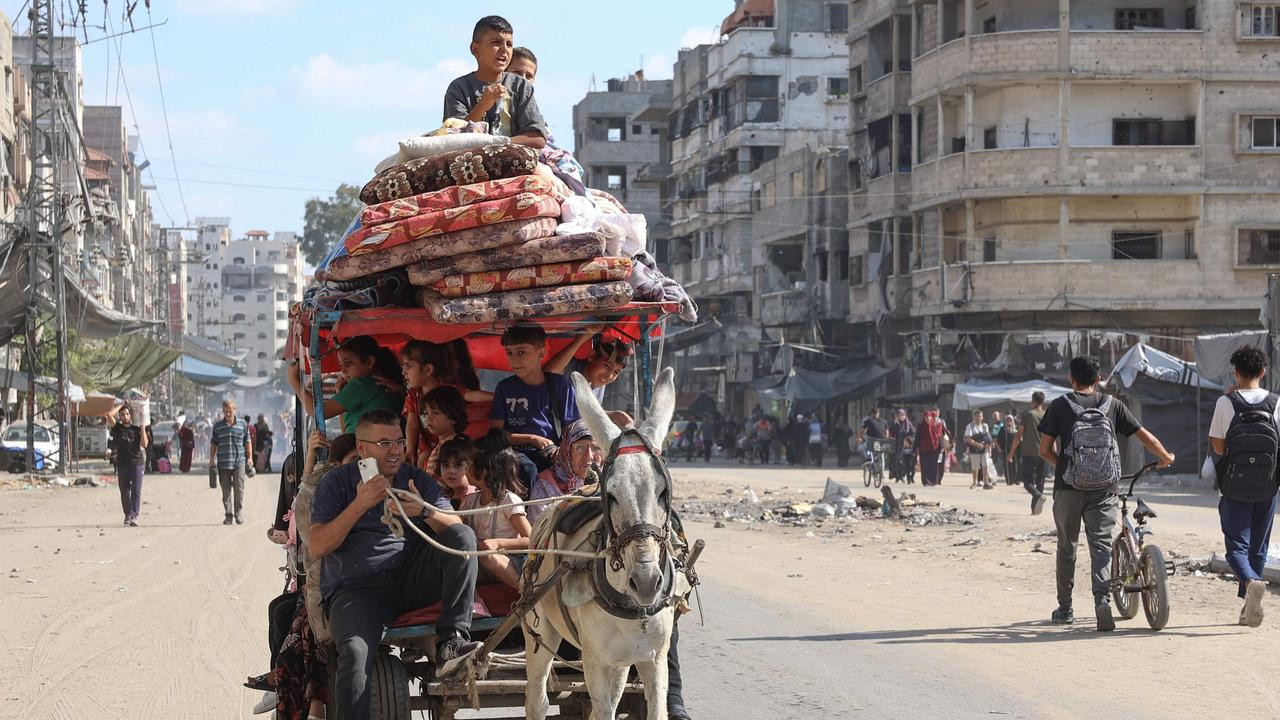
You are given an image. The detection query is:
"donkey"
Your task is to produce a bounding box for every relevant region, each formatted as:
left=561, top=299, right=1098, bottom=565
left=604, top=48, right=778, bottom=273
left=523, top=368, right=678, bottom=720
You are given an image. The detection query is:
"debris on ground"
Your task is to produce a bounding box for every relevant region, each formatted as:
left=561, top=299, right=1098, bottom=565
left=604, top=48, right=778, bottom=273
left=953, top=537, right=985, bottom=547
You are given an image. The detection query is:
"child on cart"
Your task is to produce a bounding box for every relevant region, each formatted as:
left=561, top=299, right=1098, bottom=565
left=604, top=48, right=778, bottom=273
left=490, top=322, right=580, bottom=479
left=459, top=431, right=532, bottom=589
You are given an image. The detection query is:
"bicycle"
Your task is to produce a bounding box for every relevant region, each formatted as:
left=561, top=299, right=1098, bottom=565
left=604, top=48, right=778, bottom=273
left=1109, top=461, right=1173, bottom=630
left=863, top=439, right=886, bottom=488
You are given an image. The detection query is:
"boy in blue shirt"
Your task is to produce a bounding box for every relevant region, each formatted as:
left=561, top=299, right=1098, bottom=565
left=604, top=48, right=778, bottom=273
left=443, top=16, right=547, bottom=149
left=490, top=322, right=579, bottom=472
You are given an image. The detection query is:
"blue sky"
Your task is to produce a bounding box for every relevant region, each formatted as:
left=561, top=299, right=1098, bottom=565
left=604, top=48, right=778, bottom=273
left=2, top=0, right=727, bottom=235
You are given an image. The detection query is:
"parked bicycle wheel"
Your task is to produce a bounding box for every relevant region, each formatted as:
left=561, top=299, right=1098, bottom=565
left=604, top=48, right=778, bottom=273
left=1140, top=545, right=1170, bottom=630
left=1111, top=538, right=1141, bottom=620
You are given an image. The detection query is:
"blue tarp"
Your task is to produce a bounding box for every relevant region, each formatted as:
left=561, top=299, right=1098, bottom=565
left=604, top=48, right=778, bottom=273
left=175, top=354, right=237, bottom=387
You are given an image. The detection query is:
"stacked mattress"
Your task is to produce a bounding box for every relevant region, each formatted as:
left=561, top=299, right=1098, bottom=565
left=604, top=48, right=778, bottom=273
left=323, top=143, right=637, bottom=323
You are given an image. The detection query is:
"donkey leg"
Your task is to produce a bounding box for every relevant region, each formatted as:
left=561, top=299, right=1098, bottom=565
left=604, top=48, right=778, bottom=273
left=635, top=654, right=669, bottom=720
left=524, top=617, right=562, bottom=720
left=585, top=660, right=629, bottom=720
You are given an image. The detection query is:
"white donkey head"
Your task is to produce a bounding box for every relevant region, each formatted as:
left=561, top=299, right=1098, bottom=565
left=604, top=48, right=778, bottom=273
left=571, top=367, right=676, bottom=608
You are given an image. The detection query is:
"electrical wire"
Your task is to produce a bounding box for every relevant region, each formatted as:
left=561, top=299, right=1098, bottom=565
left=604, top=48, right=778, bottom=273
left=143, top=2, right=189, bottom=225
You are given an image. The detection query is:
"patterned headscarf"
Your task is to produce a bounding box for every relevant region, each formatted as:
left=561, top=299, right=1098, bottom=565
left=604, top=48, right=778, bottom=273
left=551, top=419, right=595, bottom=493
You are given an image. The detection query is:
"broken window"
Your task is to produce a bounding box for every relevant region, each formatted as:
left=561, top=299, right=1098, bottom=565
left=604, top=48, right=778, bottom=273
left=850, top=254, right=865, bottom=285
left=827, top=2, right=849, bottom=32
left=827, top=77, right=849, bottom=100
left=744, top=76, right=780, bottom=124
left=983, top=127, right=997, bottom=150
left=1250, top=5, right=1280, bottom=36
left=1239, top=228, right=1280, bottom=265
left=982, top=16, right=997, bottom=33
left=1115, top=8, right=1164, bottom=29
left=851, top=66, right=864, bottom=95
left=749, top=145, right=780, bottom=171
left=1112, top=231, right=1162, bottom=260
left=1252, top=116, right=1279, bottom=149
left=817, top=252, right=829, bottom=281
left=837, top=249, right=849, bottom=281
left=1113, top=118, right=1195, bottom=146
left=982, top=236, right=997, bottom=262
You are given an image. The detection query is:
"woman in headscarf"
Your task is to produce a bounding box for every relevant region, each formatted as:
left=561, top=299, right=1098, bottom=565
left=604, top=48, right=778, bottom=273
left=527, top=420, right=602, bottom=525
left=177, top=420, right=196, bottom=473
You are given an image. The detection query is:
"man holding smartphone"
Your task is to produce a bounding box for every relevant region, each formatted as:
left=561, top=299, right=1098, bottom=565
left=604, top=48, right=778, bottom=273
left=309, top=409, right=479, bottom=719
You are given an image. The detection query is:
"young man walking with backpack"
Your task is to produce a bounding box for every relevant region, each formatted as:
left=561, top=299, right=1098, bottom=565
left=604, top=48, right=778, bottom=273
left=1208, top=346, right=1280, bottom=628
left=1038, top=356, right=1175, bottom=631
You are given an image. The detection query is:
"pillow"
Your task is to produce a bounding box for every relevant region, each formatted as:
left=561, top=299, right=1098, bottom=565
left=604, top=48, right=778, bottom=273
left=360, top=144, right=540, bottom=205
left=372, top=133, right=510, bottom=174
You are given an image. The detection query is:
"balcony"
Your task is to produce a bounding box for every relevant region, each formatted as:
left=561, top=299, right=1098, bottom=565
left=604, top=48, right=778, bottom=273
left=862, top=72, right=912, bottom=121
left=910, top=146, right=1202, bottom=206
left=1069, top=31, right=1204, bottom=76
left=904, top=259, right=1234, bottom=319
left=758, top=289, right=810, bottom=327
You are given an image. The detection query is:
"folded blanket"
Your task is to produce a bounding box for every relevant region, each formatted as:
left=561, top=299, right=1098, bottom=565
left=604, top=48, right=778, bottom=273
left=361, top=174, right=561, bottom=226
left=432, top=257, right=633, bottom=298
left=346, top=191, right=560, bottom=256
left=360, top=144, right=540, bottom=205
left=324, top=216, right=557, bottom=282
left=418, top=281, right=634, bottom=324
left=406, top=231, right=606, bottom=286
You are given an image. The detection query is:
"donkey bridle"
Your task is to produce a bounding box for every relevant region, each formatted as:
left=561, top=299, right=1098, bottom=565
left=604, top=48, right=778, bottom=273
left=589, top=427, right=677, bottom=619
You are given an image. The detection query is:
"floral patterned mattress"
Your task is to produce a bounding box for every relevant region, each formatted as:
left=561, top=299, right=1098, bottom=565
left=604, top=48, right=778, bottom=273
left=418, top=280, right=634, bottom=324
left=405, top=231, right=605, bottom=286
left=360, top=174, right=562, bottom=226
left=344, top=191, right=560, bottom=256
left=431, top=257, right=633, bottom=298
left=360, top=144, right=540, bottom=204
left=324, top=216, right=557, bottom=282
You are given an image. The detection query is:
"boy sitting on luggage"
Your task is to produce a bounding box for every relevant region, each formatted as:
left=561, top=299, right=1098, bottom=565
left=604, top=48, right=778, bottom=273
left=490, top=322, right=580, bottom=474
left=443, top=15, right=547, bottom=149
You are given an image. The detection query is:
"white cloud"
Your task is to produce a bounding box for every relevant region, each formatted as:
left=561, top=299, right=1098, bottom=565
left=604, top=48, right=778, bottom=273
left=290, top=54, right=474, bottom=112
left=175, top=0, right=299, bottom=16
left=680, top=25, right=722, bottom=49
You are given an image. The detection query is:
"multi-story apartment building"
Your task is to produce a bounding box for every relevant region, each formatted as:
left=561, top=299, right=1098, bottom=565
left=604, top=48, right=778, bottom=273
left=572, top=74, right=673, bottom=240
left=221, top=231, right=303, bottom=380
left=664, top=0, right=850, bottom=416
left=847, top=0, right=1280, bottom=395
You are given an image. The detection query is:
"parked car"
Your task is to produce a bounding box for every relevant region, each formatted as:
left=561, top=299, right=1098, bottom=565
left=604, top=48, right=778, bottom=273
left=1, top=420, right=62, bottom=472
left=151, top=420, right=180, bottom=450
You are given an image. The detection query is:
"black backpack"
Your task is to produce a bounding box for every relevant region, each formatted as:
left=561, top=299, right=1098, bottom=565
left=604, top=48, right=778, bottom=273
left=1218, top=392, right=1280, bottom=502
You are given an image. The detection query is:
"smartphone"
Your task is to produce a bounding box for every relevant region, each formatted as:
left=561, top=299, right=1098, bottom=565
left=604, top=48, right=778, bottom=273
left=357, top=457, right=379, bottom=483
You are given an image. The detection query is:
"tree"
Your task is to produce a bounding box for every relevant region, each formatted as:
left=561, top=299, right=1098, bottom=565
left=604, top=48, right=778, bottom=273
left=301, top=184, right=363, bottom=267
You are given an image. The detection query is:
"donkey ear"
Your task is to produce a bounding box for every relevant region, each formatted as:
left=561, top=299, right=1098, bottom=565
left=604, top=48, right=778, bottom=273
left=639, top=367, right=676, bottom=451
left=571, top=371, right=620, bottom=448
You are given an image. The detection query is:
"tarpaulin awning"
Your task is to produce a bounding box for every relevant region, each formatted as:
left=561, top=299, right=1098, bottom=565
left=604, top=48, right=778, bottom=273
left=952, top=379, right=1072, bottom=410
left=175, top=354, right=237, bottom=387
left=0, top=366, right=86, bottom=402
left=751, top=359, right=893, bottom=408
left=1115, top=374, right=1215, bottom=475
left=0, top=235, right=161, bottom=346
left=77, top=335, right=181, bottom=393
left=663, top=319, right=722, bottom=352
left=1110, top=343, right=1219, bottom=390
left=1195, top=331, right=1269, bottom=387
left=181, top=334, right=245, bottom=369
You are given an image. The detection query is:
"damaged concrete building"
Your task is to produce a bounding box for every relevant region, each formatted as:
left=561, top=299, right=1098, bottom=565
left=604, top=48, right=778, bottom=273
left=664, top=0, right=851, bottom=417
left=847, top=0, right=1280, bottom=397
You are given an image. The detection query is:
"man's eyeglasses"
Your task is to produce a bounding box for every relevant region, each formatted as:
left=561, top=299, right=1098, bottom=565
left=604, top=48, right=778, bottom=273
left=358, top=438, right=407, bottom=450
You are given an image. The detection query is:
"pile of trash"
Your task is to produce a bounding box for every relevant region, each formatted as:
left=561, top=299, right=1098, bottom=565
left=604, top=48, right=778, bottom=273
left=682, top=477, right=984, bottom=531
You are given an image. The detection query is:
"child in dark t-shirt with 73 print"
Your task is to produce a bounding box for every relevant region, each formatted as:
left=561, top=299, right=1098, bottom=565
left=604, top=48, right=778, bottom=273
left=490, top=322, right=580, bottom=480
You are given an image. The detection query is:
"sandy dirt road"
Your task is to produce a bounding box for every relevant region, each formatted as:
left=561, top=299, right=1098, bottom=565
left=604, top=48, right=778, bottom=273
left=0, top=463, right=1275, bottom=719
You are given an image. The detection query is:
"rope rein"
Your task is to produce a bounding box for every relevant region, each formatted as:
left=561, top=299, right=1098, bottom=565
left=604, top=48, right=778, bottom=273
left=381, top=487, right=605, bottom=561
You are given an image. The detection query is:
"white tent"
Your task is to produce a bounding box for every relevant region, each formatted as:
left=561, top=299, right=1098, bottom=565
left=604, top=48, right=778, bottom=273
left=952, top=379, right=1072, bottom=411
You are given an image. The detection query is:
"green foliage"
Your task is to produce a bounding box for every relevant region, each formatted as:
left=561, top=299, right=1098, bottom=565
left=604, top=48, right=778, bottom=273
left=301, top=184, right=364, bottom=268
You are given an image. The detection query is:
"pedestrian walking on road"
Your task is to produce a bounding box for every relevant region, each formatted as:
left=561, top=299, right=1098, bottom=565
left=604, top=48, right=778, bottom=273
left=916, top=409, right=949, bottom=486
left=1009, top=391, right=1048, bottom=515
left=808, top=416, right=825, bottom=467
left=177, top=420, right=195, bottom=473
left=211, top=399, right=253, bottom=525
left=105, top=403, right=148, bottom=527
left=963, top=411, right=993, bottom=490
left=1039, top=356, right=1175, bottom=631
left=1208, top=346, right=1280, bottom=628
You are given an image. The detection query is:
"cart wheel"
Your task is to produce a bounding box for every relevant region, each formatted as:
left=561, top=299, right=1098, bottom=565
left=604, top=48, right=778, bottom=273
left=371, top=653, right=411, bottom=720
left=1140, top=545, right=1171, bottom=631
left=1111, top=538, right=1140, bottom=620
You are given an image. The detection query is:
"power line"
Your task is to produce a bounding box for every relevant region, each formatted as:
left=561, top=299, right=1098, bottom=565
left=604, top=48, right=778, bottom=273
left=144, top=2, right=189, bottom=225
left=148, top=175, right=335, bottom=192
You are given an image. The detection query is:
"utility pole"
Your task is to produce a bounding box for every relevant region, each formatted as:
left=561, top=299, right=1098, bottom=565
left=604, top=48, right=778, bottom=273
left=21, top=0, right=71, bottom=475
